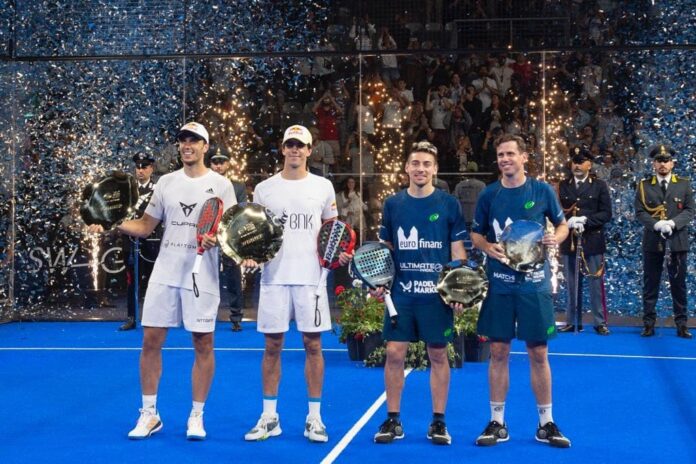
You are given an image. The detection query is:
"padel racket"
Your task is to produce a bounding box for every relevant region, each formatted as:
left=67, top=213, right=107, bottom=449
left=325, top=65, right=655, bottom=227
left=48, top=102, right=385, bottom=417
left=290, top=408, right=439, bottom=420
left=313, top=219, right=356, bottom=326
left=350, top=242, right=398, bottom=327
left=192, top=197, right=224, bottom=297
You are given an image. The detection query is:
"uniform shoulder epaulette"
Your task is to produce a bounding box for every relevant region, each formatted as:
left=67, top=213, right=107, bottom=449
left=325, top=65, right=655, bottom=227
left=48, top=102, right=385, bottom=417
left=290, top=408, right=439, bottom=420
left=674, top=175, right=690, bottom=182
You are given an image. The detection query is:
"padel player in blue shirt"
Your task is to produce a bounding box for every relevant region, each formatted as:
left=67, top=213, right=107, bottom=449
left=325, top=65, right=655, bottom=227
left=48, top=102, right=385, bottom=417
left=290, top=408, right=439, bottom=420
left=373, top=141, right=467, bottom=446
left=470, top=134, right=571, bottom=448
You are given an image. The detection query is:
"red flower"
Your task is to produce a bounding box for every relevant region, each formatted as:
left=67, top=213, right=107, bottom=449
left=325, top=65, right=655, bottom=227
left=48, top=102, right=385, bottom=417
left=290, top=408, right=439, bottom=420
left=335, top=285, right=346, bottom=296
left=353, top=332, right=364, bottom=341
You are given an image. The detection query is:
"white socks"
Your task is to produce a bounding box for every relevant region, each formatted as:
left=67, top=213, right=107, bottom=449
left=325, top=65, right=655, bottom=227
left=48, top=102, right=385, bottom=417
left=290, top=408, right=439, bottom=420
left=142, top=394, right=157, bottom=412
left=263, top=396, right=278, bottom=416
left=537, top=403, right=553, bottom=426
left=490, top=401, right=505, bottom=424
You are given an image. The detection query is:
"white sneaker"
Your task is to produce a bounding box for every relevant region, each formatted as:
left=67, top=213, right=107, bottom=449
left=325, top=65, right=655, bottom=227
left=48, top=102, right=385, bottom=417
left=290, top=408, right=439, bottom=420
left=304, top=415, right=329, bottom=443
left=128, top=408, right=163, bottom=439
left=186, top=411, right=206, bottom=441
left=244, top=413, right=282, bottom=441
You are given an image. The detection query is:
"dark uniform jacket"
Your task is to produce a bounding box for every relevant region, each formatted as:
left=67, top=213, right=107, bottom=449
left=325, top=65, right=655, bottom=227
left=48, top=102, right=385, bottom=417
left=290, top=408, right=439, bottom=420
left=559, top=176, right=612, bottom=256
left=634, top=174, right=695, bottom=253
left=131, top=178, right=161, bottom=260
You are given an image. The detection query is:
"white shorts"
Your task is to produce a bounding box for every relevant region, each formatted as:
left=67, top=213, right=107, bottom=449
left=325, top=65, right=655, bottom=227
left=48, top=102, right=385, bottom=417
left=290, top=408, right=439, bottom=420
left=257, top=284, right=332, bottom=333
left=141, top=283, right=220, bottom=333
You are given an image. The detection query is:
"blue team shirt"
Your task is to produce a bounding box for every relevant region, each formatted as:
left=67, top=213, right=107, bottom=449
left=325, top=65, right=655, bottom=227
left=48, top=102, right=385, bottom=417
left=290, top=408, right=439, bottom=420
left=379, top=189, right=468, bottom=305
left=472, top=177, right=564, bottom=294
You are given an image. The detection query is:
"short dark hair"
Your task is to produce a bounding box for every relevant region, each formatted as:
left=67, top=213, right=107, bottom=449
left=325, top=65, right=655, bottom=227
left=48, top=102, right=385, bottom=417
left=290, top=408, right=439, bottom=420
left=408, top=141, right=439, bottom=162
left=494, top=134, right=527, bottom=153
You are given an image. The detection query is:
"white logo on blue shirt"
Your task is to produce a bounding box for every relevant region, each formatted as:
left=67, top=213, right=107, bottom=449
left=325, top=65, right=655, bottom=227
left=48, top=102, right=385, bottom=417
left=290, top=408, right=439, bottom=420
left=399, top=281, right=413, bottom=292
left=492, top=218, right=513, bottom=241
left=397, top=226, right=443, bottom=250
left=397, top=226, right=418, bottom=250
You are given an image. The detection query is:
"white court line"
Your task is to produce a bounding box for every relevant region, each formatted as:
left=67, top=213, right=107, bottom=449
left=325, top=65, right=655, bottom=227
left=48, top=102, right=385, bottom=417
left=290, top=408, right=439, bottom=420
left=1, top=347, right=695, bottom=361
left=320, top=368, right=413, bottom=464
left=511, top=351, right=696, bottom=361
left=0, top=347, right=347, bottom=352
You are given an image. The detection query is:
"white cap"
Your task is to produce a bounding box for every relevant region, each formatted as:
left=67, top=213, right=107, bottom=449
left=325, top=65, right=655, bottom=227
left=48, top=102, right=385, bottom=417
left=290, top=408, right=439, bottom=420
left=282, top=125, right=312, bottom=146
left=178, top=122, right=209, bottom=144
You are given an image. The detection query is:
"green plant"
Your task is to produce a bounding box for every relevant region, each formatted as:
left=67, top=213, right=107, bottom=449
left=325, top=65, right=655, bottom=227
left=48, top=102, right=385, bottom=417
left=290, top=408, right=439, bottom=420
left=336, top=286, right=385, bottom=343
left=453, top=305, right=482, bottom=337
left=336, top=284, right=464, bottom=368
left=364, top=341, right=460, bottom=370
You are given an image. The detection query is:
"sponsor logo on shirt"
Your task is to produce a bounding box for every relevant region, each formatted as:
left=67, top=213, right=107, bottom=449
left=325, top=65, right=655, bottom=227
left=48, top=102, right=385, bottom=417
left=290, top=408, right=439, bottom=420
left=170, top=220, right=197, bottom=228
left=180, top=202, right=197, bottom=217
left=281, top=210, right=314, bottom=231
left=205, top=188, right=214, bottom=194
left=398, top=280, right=438, bottom=294
left=492, top=218, right=513, bottom=241
left=162, top=240, right=196, bottom=249
left=399, top=262, right=443, bottom=273
left=397, top=227, right=442, bottom=250
left=493, top=271, right=516, bottom=282
left=525, top=270, right=545, bottom=282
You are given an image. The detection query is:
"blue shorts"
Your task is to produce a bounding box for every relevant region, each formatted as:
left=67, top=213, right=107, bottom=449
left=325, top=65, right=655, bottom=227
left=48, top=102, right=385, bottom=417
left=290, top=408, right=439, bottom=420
left=382, top=301, right=454, bottom=345
left=477, top=292, right=557, bottom=342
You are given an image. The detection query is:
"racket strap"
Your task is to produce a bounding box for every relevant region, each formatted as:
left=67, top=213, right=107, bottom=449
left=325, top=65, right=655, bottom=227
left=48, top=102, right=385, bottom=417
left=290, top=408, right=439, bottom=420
left=192, top=273, right=200, bottom=298
left=314, top=296, right=321, bottom=327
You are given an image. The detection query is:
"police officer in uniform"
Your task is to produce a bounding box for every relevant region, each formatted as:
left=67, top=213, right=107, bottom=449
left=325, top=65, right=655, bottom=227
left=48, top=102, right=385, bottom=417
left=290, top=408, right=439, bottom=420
left=209, top=150, right=247, bottom=331
left=558, top=147, right=612, bottom=335
left=634, top=145, right=695, bottom=338
left=120, top=152, right=161, bottom=331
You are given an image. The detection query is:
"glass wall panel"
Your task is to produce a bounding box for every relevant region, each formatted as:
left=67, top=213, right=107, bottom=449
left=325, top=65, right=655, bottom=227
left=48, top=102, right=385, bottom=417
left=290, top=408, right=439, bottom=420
left=0, top=60, right=13, bottom=321
left=12, top=60, right=184, bottom=319
left=1, top=1, right=694, bottom=321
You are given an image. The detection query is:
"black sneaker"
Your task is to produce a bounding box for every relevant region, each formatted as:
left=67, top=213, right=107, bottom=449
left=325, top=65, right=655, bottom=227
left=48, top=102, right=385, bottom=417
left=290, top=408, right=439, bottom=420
left=475, top=420, right=509, bottom=446
left=374, top=418, right=404, bottom=444
left=558, top=324, right=583, bottom=333
left=594, top=324, right=610, bottom=335
left=427, top=420, right=451, bottom=445
left=535, top=422, right=571, bottom=448
left=119, top=318, right=136, bottom=331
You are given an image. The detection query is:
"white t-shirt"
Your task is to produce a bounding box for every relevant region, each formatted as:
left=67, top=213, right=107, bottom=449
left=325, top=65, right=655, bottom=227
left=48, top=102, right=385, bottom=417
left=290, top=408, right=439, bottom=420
left=145, top=169, right=236, bottom=295
left=254, top=173, right=338, bottom=285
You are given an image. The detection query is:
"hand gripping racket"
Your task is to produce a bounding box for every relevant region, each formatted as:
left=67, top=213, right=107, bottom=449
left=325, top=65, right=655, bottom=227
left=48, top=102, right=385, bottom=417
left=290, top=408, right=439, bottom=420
left=192, top=197, right=224, bottom=297
left=350, top=242, right=399, bottom=327
left=313, top=219, right=357, bottom=326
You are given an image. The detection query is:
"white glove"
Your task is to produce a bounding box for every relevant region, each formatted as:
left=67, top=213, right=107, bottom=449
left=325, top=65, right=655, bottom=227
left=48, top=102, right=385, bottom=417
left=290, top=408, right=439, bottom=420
left=660, top=222, right=674, bottom=236
left=653, top=219, right=668, bottom=231
left=567, top=216, right=587, bottom=230
left=573, top=223, right=585, bottom=234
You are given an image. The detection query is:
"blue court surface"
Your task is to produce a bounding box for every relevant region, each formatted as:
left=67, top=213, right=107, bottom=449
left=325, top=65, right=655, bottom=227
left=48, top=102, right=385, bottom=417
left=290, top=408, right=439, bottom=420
left=1, top=322, right=695, bottom=464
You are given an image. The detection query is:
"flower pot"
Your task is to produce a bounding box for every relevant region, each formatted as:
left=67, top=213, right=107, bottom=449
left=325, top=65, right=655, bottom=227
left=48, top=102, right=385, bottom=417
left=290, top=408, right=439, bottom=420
left=453, top=334, right=490, bottom=365
left=346, top=332, right=383, bottom=361
left=346, top=336, right=364, bottom=361
left=363, top=332, right=385, bottom=366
